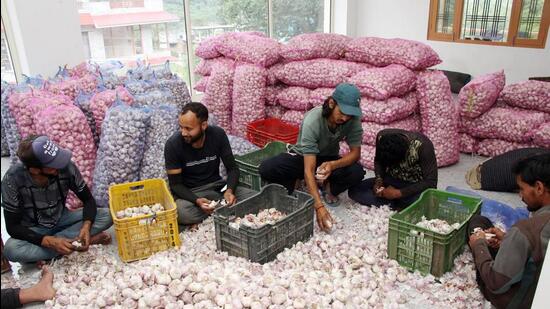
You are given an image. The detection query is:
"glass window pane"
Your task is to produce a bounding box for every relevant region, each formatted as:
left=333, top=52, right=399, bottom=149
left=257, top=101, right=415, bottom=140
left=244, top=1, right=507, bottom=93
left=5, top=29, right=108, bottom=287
left=189, top=0, right=268, bottom=89
left=1, top=19, right=17, bottom=83
left=272, top=0, right=328, bottom=42
left=460, top=0, right=513, bottom=42
left=518, top=0, right=545, bottom=39
left=436, top=0, right=455, bottom=34
left=75, top=0, right=190, bottom=87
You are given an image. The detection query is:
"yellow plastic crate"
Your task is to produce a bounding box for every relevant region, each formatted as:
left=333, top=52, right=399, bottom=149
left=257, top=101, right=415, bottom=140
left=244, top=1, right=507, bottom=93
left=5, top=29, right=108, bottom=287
left=109, top=179, right=180, bottom=262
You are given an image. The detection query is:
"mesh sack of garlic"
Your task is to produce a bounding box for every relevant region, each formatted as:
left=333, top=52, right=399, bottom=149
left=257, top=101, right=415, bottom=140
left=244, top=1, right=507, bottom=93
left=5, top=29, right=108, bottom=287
left=115, top=203, right=166, bottom=220
left=229, top=208, right=287, bottom=230
left=92, top=102, right=151, bottom=207
left=139, top=105, right=179, bottom=181
left=415, top=216, right=461, bottom=234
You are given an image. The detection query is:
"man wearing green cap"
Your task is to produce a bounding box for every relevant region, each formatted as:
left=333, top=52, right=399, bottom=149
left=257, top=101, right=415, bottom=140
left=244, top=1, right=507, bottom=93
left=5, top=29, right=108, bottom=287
left=260, top=83, right=365, bottom=231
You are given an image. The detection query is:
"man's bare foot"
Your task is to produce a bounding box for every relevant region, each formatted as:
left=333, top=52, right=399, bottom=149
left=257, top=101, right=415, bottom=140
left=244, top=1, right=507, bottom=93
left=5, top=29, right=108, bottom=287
left=90, top=232, right=112, bottom=245
left=19, top=266, right=56, bottom=304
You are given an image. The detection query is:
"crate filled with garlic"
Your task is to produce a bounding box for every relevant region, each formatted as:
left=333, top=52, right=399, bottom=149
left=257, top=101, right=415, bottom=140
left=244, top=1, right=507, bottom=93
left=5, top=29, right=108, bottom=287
left=387, top=189, right=482, bottom=277
left=109, top=179, right=180, bottom=262
left=213, top=184, right=314, bottom=263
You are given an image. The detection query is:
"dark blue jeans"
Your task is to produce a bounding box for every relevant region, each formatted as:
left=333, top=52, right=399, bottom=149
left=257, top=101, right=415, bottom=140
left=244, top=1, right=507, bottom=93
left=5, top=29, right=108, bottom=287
left=3, top=208, right=112, bottom=263
left=348, top=176, right=422, bottom=210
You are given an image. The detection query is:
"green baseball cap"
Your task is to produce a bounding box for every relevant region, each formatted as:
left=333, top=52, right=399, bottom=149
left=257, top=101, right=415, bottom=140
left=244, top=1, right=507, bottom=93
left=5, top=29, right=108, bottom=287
left=332, top=83, right=362, bottom=117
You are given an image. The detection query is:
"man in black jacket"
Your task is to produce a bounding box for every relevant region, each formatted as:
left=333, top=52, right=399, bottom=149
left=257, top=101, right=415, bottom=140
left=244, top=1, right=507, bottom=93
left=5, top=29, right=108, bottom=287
left=348, top=129, right=438, bottom=209
left=164, top=102, right=256, bottom=225
left=2, top=135, right=112, bottom=263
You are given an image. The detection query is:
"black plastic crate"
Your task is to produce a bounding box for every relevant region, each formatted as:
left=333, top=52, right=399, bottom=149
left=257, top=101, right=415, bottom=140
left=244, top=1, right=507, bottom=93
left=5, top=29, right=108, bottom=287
left=213, top=184, right=314, bottom=263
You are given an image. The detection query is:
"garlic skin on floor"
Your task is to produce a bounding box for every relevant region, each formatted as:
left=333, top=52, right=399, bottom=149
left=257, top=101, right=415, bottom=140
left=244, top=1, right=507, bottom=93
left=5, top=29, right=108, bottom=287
left=27, top=200, right=485, bottom=309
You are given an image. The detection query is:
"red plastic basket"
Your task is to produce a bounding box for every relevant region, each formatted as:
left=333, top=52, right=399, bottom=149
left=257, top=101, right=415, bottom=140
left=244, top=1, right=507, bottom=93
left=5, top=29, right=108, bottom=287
left=246, top=118, right=299, bottom=147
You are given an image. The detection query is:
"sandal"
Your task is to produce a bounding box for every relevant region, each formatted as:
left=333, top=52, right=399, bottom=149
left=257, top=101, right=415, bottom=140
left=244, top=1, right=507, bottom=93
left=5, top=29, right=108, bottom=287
left=321, top=190, right=340, bottom=207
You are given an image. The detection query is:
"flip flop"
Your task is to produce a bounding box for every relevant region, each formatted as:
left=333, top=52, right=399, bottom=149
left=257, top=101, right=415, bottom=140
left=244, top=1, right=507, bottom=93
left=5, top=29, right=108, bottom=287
left=321, top=190, right=340, bottom=208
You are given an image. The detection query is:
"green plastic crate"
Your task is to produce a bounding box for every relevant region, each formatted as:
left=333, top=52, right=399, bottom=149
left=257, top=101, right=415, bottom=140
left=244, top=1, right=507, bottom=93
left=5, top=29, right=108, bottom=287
left=235, top=141, right=289, bottom=191
left=387, top=189, right=482, bottom=277
left=213, top=184, right=314, bottom=263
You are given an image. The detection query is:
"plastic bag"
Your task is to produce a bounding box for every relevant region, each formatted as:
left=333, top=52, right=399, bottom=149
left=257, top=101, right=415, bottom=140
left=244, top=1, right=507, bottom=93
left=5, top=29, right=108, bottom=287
left=531, top=122, right=550, bottom=148
left=140, top=105, right=179, bottom=181
left=231, top=64, right=266, bottom=138
left=157, top=75, right=191, bottom=111
left=127, top=59, right=155, bottom=81
left=133, top=88, right=176, bottom=108
left=1, top=83, right=21, bottom=161
left=281, top=110, right=306, bottom=127
left=445, top=186, right=529, bottom=231
left=273, top=59, right=370, bottom=89
left=344, top=37, right=442, bottom=70
left=477, top=139, right=536, bottom=157
left=360, top=92, right=418, bottom=124
left=92, top=102, right=151, bottom=207
left=309, top=87, right=334, bottom=107
left=459, top=133, right=479, bottom=154
left=348, top=64, right=416, bottom=100
left=216, top=32, right=281, bottom=67
left=277, top=86, right=312, bottom=111
left=461, top=107, right=546, bottom=143
left=90, top=86, right=134, bottom=137
left=499, top=80, right=550, bottom=113
left=34, top=104, right=96, bottom=210
left=202, top=64, right=234, bottom=132
left=416, top=70, right=460, bottom=167
left=280, top=33, right=351, bottom=61
left=75, top=92, right=100, bottom=147
left=459, top=70, right=505, bottom=118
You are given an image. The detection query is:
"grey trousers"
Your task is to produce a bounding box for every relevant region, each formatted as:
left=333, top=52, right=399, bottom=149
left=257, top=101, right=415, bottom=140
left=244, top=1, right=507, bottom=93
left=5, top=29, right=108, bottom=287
left=176, top=180, right=257, bottom=225
left=3, top=208, right=113, bottom=263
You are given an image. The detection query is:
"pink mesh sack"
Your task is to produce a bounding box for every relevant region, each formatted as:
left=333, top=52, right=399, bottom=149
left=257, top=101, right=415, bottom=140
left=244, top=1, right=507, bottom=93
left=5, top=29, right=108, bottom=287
left=458, top=70, right=505, bottom=118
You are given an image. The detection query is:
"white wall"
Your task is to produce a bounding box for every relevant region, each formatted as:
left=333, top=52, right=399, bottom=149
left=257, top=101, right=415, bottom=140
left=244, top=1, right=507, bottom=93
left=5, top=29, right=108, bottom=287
left=353, top=0, right=550, bottom=83
left=5, top=0, right=85, bottom=78
left=333, top=0, right=358, bottom=38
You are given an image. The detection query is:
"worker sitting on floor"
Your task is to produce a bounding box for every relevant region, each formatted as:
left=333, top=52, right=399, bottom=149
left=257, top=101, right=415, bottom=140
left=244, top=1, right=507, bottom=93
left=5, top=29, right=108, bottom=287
left=348, top=129, right=438, bottom=210
left=465, top=147, right=549, bottom=192
left=164, top=102, right=256, bottom=226
left=259, top=83, right=365, bottom=231
left=468, top=153, right=550, bottom=309
left=2, top=135, right=113, bottom=264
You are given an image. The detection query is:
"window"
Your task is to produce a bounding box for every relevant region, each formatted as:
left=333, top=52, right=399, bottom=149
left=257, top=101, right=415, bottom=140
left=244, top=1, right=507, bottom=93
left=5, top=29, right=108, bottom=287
left=428, top=0, right=550, bottom=48
left=76, top=0, right=190, bottom=87
left=1, top=18, right=16, bottom=83
left=272, top=0, right=329, bottom=41
left=75, top=0, right=333, bottom=96
left=188, top=0, right=331, bottom=91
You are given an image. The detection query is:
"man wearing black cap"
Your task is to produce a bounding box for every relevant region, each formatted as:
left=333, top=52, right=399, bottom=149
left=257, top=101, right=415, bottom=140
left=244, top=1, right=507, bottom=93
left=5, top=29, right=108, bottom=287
left=2, top=135, right=112, bottom=263
left=260, top=83, right=365, bottom=231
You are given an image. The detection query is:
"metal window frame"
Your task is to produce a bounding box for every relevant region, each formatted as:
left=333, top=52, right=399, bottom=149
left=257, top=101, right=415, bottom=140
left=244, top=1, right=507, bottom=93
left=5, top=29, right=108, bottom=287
left=183, top=0, right=334, bottom=100
left=427, top=0, right=550, bottom=48
left=1, top=0, right=21, bottom=83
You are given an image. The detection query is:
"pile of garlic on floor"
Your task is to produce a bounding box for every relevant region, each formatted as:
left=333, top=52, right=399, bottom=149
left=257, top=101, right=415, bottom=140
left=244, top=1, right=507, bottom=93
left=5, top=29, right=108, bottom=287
left=3, top=203, right=486, bottom=308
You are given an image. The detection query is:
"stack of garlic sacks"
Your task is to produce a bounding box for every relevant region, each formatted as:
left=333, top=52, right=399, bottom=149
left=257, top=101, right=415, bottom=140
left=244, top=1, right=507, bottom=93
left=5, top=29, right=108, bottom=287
left=458, top=71, right=549, bottom=156
left=0, top=62, right=193, bottom=208
left=194, top=32, right=461, bottom=168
